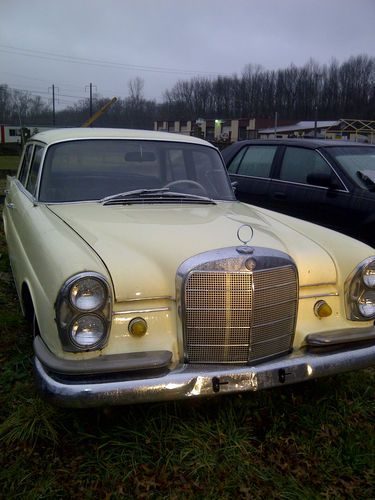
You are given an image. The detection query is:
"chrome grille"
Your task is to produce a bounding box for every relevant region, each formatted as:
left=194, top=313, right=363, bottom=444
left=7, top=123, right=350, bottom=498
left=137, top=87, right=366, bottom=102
left=250, top=266, right=297, bottom=362
left=185, top=272, right=252, bottom=364
left=182, top=258, right=298, bottom=365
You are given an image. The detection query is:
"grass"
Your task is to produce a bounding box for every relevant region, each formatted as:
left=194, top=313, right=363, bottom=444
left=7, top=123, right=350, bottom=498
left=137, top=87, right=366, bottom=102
left=0, top=156, right=19, bottom=193
left=0, top=204, right=374, bottom=499
left=0, top=155, right=20, bottom=171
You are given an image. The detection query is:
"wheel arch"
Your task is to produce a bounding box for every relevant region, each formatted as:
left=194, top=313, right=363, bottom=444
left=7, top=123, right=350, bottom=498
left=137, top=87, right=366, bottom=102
left=21, top=281, right=41, bottom=335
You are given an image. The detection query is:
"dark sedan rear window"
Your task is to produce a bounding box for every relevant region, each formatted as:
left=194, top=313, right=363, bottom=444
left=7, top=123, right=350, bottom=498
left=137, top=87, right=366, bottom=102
left=228, top=145, right=277, bottom=178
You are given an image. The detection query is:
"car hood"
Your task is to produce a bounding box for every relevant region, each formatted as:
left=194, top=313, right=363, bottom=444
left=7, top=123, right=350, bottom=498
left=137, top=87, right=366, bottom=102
left=48, top=202, right=337, bottom=301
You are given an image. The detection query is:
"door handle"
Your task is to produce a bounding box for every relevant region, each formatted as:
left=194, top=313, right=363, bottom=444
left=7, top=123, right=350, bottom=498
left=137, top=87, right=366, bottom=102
left=6, top=202, right=15, bottom=209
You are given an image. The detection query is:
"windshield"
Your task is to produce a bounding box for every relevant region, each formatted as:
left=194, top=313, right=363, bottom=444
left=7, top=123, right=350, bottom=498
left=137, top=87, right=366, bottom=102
left=327, top=146, right=375, bottom=188
left=38, top=139, right=235, bottom=203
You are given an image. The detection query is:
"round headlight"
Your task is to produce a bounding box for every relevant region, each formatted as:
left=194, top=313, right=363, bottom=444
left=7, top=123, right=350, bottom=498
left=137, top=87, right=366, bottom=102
left=363, top=262, right=375, bottom=288
left=70, top=314, right=106, bottom=347
left=358, top=291, right=375, bottom=318
left=70, top=277, right=107, bottom=311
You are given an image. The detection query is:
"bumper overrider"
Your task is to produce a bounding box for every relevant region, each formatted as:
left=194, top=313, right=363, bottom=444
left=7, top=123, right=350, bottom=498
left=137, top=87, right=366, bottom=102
left=34, top=331, right=375, bottom=408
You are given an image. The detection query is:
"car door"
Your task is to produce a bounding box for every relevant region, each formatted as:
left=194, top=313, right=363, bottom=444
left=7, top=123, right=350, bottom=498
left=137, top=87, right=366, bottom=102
left=267, top=145, right=354, bottom=232
left=4, top=143, right=45, bottom=293
left=227, top=144, right=279, bottom=207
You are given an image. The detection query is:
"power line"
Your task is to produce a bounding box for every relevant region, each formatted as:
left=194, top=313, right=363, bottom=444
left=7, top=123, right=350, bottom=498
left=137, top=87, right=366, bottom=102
left=1, top=83, right=122, bottom=116
left=2, top=79, right=162, bottom=102
left=1, top=71, right=87, bottom=91
left=4, top=85, right=86, bottom=100
left=2, top=69, right=200, bottom=100
left=3, top=86, right=50, bottom=99
left=3, top=80, right=128, bottom=100
left=3, top=79, right=121, bottom=99
left=0, top=43, right=229, bottom=76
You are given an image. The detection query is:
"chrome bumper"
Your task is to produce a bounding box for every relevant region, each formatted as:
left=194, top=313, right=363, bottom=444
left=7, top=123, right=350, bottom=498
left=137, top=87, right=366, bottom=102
left=34, top=344, right=375, bottom=408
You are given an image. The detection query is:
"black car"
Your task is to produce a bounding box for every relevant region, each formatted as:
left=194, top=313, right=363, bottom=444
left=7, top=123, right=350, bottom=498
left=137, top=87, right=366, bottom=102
left=222, top=139, right=375, bottom=247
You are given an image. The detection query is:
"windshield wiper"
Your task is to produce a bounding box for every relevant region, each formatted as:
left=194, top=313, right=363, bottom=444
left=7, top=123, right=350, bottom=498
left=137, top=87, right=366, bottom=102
left=101, top=189, right=216, bottom=205
left=156, top=191, right=216, bottom=203
left=99, top=188, right=170, bottom=204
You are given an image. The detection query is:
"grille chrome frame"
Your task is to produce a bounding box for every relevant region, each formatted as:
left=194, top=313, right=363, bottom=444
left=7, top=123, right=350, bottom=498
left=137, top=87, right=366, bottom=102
left=177, top=247, right=298, bottom=365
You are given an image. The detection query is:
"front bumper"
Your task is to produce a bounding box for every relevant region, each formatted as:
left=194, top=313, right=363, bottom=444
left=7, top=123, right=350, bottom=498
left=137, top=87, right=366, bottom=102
left=34, top=341, right=375, bottom=408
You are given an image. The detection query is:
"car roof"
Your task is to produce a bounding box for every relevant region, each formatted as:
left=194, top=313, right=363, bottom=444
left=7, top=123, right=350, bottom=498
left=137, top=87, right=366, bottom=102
left=29, top=127, right=213, bottom=147
left=227, top=138, right=375, bottom=149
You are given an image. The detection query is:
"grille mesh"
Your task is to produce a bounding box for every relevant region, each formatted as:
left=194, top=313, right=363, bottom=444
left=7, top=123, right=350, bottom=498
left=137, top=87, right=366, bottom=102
left=184, top=265, right=297, bottom=364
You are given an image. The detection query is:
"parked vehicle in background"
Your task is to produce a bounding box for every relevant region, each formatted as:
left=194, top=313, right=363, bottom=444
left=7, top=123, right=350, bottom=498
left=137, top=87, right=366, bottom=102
left=222, top=139, right=375, bottom=247
left=3, top=129, right=375, bottom=408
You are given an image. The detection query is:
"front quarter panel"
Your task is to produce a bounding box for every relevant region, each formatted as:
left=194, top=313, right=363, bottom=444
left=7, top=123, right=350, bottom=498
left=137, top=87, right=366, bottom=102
left=4, top=181, right=111, bottom=356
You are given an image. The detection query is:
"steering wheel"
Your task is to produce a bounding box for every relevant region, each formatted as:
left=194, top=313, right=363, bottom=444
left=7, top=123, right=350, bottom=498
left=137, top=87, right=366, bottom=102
left=164, top=179, right=208, bottom=196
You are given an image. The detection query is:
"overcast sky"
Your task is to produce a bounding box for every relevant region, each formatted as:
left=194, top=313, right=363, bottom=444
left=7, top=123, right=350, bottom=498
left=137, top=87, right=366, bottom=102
left=1, top=0, right=375, bottom=108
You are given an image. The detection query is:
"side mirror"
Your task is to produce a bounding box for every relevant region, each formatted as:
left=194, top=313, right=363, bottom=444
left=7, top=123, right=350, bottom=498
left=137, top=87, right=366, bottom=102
left=306, top=172, right=333, bottom=188
left=231, top=181, right=238, bottom=194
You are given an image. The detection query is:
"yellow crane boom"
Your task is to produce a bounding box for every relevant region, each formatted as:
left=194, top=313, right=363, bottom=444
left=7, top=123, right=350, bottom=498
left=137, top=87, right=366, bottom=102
left=81, top=97, right=118, bottom=127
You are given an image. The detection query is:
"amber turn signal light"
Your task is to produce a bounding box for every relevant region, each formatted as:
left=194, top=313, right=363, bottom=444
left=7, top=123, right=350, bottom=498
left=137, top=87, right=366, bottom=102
left=128, top=317, right=148, bottom=337
left=314, top=300, right=332, bottom=318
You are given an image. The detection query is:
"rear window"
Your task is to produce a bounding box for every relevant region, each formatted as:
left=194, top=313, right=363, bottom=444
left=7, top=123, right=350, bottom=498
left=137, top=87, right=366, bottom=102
left=228, top=145, right=277, bottom=178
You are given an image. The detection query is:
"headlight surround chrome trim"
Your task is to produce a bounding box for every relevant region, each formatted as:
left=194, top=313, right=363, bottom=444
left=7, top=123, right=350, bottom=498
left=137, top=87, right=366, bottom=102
left=69, top=276, right=108, bottom=312
left=345, top=257, right=375, bottom=321
left=55, top=272, right=112, bottom=352
left=362, top=260, right=375, bottom=288
left=69, top=313, right=108, bottom=349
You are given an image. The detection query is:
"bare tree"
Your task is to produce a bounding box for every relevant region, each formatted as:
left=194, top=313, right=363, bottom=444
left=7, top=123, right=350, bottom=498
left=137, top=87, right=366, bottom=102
left=2, top=54, right=375, bottom=128
left=128, top=77, right=145, bottom=106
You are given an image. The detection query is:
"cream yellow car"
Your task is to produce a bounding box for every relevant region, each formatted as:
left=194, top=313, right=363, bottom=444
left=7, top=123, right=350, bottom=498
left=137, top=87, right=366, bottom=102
left=3, top=128, right=375, bottom=407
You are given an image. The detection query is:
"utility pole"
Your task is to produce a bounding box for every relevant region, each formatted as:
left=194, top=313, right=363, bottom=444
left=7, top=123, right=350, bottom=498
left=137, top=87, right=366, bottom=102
left=89, top=82, right=92, bottom=118
left=48, top=84, right=58, bottom=127
left=314, top=73, right=320, bottom=138
left=17, top=107, right=24, bottom=145
left=85, top=83, right=97, bottom=126
left=274, top=111, right=278, bottom=138
left=52, top=84, right=56, bottom=127
left=314, top=105, right=318, bottom=138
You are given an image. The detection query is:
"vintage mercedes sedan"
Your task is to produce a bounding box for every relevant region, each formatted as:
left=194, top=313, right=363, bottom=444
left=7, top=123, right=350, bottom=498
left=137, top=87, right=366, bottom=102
left=3, top=128, right=375, bottom=407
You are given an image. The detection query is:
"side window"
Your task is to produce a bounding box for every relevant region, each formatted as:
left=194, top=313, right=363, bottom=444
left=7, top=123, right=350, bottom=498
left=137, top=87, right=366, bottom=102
left=227, top=148, right=246, bottom=173
left=18, top=145, right=33, bottom=186
left=26, top=146, right=44, bottom=196
left=279, top=147, right=332, bottom=184
left=236, top=146, right=277, bottom=178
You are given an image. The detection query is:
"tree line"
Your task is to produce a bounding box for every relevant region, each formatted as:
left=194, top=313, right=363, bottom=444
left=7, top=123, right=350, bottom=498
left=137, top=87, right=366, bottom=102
left=1, top=55, right=375, bottom=129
